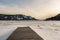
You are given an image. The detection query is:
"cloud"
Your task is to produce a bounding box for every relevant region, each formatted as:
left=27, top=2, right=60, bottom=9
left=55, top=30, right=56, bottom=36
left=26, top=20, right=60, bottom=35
left=0, top=0, right=33, bottom=6
left=0, top=0, right=60, bottom=19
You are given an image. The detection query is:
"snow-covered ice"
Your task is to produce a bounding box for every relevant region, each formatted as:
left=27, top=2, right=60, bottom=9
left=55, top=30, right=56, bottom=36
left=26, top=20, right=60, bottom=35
left=0, top=21, right=60, bottom=40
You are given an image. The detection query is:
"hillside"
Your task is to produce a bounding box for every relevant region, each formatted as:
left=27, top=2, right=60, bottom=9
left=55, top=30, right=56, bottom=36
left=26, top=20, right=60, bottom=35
left=45, top=14, right=60, bottom=20
left=0, top=14, right=37, bottom=20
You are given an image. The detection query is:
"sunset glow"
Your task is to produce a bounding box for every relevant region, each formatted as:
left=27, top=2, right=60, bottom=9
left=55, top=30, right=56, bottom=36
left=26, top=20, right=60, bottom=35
left=0, top=0, right=60, bottom=19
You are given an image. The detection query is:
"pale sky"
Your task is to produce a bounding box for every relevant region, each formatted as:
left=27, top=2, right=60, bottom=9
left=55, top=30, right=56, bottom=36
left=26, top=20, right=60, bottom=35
left=0, top=0, right=60, bottom=19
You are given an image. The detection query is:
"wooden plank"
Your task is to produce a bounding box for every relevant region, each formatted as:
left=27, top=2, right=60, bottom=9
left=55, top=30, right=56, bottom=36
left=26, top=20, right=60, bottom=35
left=7, top=27, right=44, bottom=40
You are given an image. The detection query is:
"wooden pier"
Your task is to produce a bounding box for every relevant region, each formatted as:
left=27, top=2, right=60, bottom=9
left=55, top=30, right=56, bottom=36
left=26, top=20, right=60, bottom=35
left=7, top=27, right=43, bottom=40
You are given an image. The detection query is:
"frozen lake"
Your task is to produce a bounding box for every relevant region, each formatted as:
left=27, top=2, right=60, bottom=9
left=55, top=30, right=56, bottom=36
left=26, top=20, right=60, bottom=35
left=0, top=21, right=60, bottom=40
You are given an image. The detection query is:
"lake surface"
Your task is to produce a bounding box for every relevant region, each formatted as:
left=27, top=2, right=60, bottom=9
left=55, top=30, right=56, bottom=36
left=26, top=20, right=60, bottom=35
left=0, top=21, right=60, bottom=40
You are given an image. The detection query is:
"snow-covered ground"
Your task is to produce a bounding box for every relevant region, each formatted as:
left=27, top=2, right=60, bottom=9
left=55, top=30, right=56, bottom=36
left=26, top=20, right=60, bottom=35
left=0, top=21, right=60, bottom=40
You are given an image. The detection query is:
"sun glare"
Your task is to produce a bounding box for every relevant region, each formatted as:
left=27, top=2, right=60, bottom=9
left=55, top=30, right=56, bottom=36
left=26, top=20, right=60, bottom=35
left=54, top=2, right=60, bottom=12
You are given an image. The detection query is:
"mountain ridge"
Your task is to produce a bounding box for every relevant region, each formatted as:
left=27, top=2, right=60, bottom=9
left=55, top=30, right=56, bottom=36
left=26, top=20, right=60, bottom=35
left=45, top=14, right=60, bottom=20
left=0, top=14, right=37, bottom=20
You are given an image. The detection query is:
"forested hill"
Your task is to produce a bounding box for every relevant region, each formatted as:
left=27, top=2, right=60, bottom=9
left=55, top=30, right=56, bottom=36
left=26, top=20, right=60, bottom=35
left=0, top=14, right=37, bottom=20
left=45, top=14, right=60, bottom=20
